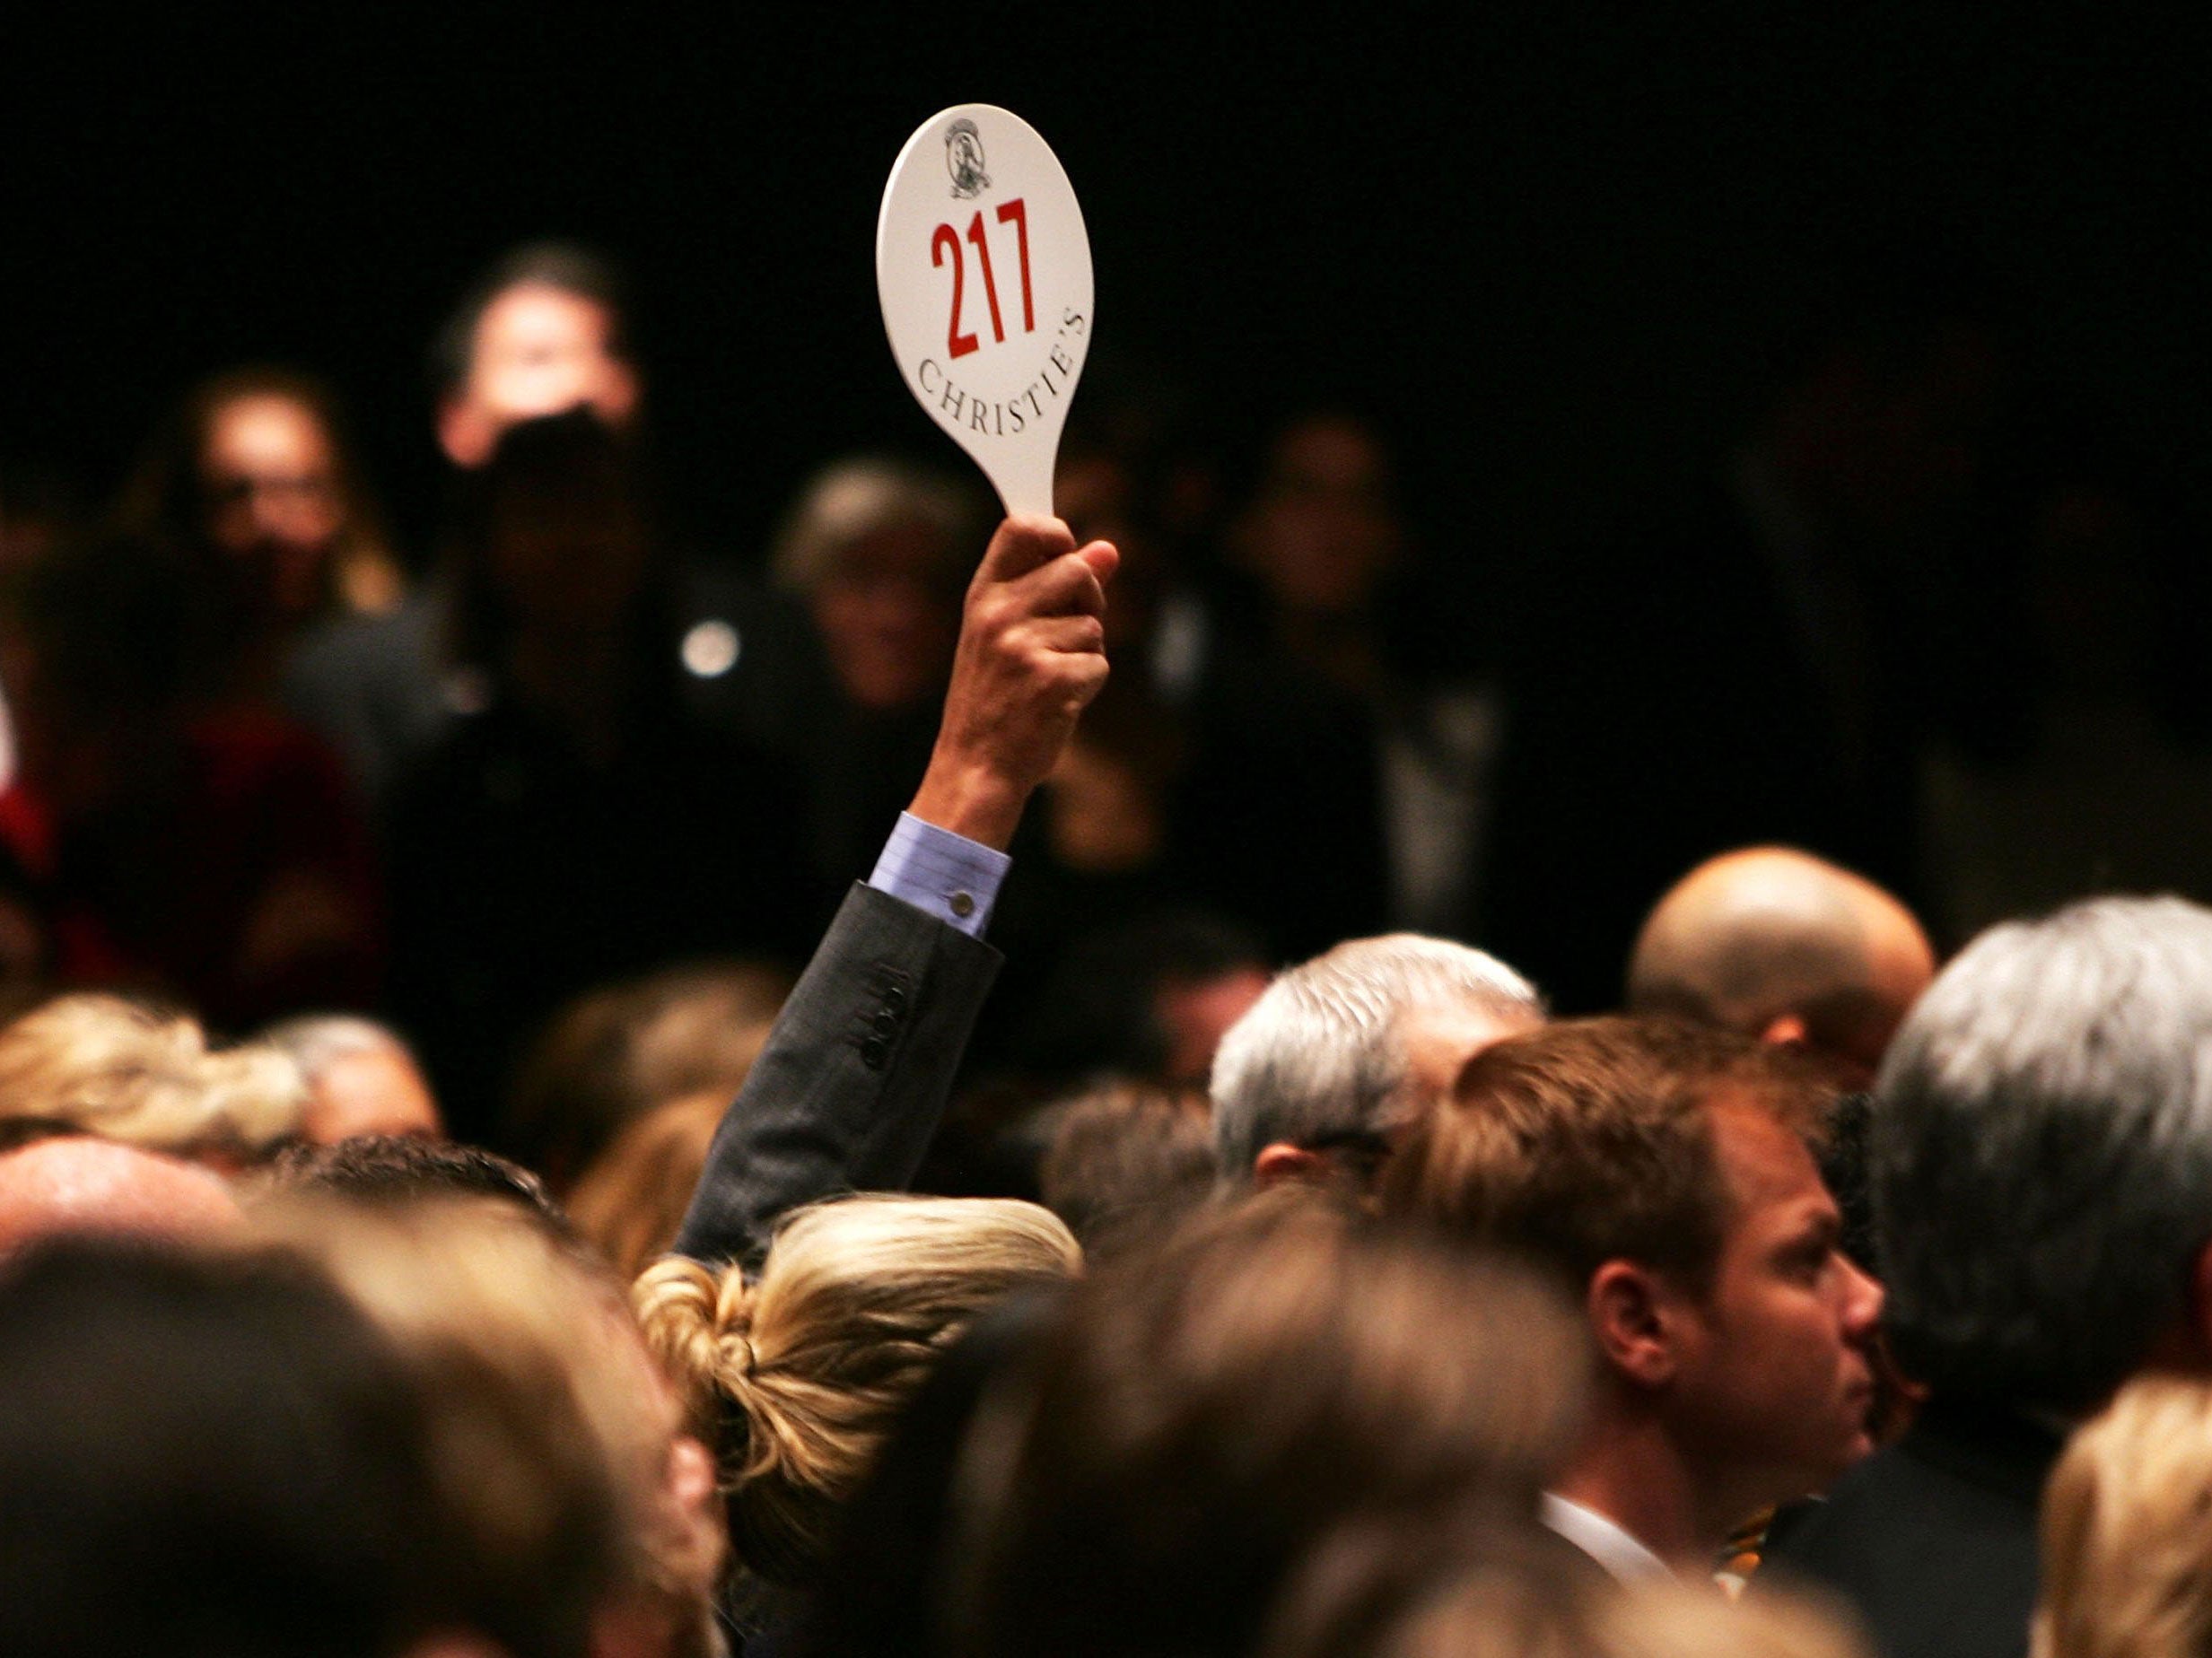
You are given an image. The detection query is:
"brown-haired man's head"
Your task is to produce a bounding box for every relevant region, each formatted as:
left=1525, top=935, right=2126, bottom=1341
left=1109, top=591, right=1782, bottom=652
left=1383, top=1017, right=1882, bottom=1564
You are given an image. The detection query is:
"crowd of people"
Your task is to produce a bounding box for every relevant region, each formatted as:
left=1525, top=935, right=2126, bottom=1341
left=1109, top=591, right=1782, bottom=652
left=2, top=238, right=2212, bottom=1658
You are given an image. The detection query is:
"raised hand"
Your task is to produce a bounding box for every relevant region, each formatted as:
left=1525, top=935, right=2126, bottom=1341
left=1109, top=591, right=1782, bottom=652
left=905, top=514, right=1117, bottom=851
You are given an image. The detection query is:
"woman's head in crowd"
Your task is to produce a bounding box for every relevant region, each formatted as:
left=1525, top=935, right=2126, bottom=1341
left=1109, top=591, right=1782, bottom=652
left=2035, top=1375, right=2212, bottom=1658
left=569, top=1089, right=736, bottom=1279
left=634, top=1194, right=1080, bottom=1593
left=0, top=992, right=307, bottom=1165
left=506, top=960, right=785, bottom=1196
left=118, top=364, right=402, bottom=633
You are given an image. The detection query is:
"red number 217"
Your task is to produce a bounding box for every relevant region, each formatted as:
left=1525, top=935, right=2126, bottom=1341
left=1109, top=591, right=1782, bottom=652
left=932, top=198, right=1034, bottom=360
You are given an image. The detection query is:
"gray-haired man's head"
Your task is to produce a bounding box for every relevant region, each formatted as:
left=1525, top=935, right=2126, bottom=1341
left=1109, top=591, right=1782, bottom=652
left=1876, top=895, right=2212, bottom=1414
left=1209, top=934, right=1542, bottom=1190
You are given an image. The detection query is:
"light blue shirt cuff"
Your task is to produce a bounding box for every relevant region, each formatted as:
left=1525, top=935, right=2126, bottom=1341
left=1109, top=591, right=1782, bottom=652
left=866, top=812, right=1011, bottom=938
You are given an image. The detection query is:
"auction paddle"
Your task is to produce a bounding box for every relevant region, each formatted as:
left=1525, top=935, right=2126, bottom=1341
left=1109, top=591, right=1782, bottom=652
left=876, top=104, right=1093, bottom=518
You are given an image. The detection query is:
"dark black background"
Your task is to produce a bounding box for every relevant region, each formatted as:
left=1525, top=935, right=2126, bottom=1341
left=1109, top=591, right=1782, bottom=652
left=3, top=5, right=2199, bottom=563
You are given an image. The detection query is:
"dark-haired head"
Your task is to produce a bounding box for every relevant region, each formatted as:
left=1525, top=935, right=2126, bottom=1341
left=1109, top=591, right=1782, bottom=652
left=262, top=1133, right=568, bottom=1235
left=0, top=1235, right=448, bottom=1658
left=433, top=242, right=640, bottom=470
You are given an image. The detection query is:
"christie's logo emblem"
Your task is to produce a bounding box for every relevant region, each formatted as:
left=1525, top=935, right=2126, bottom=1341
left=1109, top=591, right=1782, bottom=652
left=945, top=118, right=990, bottom=199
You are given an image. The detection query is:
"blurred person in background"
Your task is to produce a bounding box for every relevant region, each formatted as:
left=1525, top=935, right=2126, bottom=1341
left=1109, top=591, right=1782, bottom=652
left=503, top=960, right=786, bottom=1191
left=752, top=457, right=984, bottom=894
left=1180, top=407, right=1514, bottom=958
left=1222, top=411, right=1407, bottom=702
left=431, top=240, right=643, bottom=472
left=117, top=366, right=407, bottom=704
left=111, top=371, right=407, bottom=926
left=1176, top=411, right=1402, bottom=958
left=292, top=240, right=739, bottom=813
left=1482, top=248, right=2006, bottom=1011
left=262, top=1013, right=443, bottom=1143
left=384, top=410, right=809, bottom=1142
left=0, top=536, right=380, bottom=1024
left=569, top=1090, right=748, bottom=1280
left=1920, top=426, right=2212, bottom=947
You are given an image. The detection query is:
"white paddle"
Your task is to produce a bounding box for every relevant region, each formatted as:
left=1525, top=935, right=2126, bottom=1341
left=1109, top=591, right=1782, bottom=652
left=876, top=104, right=1093, bottom=518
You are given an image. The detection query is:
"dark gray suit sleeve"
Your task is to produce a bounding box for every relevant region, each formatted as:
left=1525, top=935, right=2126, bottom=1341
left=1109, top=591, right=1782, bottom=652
left=671, top=882, right=1002, bottom=1269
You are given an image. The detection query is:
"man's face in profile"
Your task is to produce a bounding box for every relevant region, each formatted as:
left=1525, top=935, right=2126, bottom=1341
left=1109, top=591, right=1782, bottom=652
left=1663, top=1101, right=1884, bottom=1511
left=440, top=283, right=641, bottom=467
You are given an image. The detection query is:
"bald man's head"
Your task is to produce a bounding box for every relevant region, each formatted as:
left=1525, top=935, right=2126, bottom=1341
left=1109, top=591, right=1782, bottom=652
left=0, top=1137, right=243, bottom=1253
left=1628, top=846, right=1936, bottom=1086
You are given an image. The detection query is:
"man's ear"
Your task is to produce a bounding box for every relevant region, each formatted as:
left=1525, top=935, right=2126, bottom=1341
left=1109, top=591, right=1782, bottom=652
left=1587, top=1260, right=1680, bottom=1390
left=1253, top=1142, right=1328, bottom=1191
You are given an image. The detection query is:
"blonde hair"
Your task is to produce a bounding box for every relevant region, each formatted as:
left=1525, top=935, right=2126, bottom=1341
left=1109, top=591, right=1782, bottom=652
left=0, top=993, right=306, bottom=1159
left=2034, top=1375, right=2212, bottom=1658
left=634, top=1194, right=1080, bottom=1587
left=569, top=1089, right=735, bottom=1279
left=266, top=1194, right=726, bottom=1658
